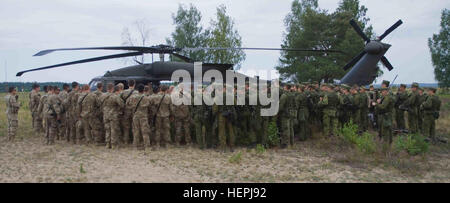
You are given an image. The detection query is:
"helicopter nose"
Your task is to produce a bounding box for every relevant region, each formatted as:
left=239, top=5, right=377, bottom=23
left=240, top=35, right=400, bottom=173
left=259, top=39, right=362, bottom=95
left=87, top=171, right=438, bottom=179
left=364, top=41, right=385, bottom=54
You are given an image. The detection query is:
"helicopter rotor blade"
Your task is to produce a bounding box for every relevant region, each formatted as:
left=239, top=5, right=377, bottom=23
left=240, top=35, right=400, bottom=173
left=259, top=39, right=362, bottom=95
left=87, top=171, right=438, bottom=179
left=343, top=51, right=366, bottom=71
left=17, top=51, right=143, bottom=76
left=33, top=46, right=156, bottom=56
left=378, top=20, right=403, bottom=41
left=380, top=56, right=394, bottom=71
left=182, top=47, right=344, bottom=53
left=349, top=19, right=371, bottom=43
left=171, top=52, right=194, bottom=63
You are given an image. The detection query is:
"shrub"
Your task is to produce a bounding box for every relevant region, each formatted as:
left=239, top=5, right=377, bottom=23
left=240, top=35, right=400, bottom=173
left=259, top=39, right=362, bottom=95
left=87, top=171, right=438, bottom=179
left=255, top=144, right=266, bottom=154
left=228, top=152, right=243, bottom=164
left=394, top=134, right=429, bottom=156
left=267, top=119, right=280, bottom=148
left=338, top=121, right=376, bottom=154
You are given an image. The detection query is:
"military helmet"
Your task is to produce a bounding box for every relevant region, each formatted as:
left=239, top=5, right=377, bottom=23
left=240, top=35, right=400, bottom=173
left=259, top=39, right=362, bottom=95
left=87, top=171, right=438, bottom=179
left=382, top=80, right=390, bottom=87
left=411, top=82, right=419, bottom=88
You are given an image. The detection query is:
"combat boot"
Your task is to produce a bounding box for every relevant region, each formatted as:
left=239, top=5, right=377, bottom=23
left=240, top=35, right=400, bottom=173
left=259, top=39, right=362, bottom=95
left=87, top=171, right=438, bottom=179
left=105, top=142, right=111, bottom=149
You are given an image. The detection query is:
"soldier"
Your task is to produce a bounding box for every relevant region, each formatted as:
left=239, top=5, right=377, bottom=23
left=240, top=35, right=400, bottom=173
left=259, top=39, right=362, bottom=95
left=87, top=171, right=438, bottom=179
left=121, top=80, right=138, bottom=144
left=58, top=84, right=70, bottom=140
left=129, top=84, right=152, bottom=150
left=37, top=85, right=49, bottom=138
left=213, top=85, right=237, bottom=152
left=420, top=87, right=441, bottom=142
left=338, top=84, right=352, bottom=127
left=368, top=84, right=378, bottom=130
left=76, top=85, right=92, bottom=144
left=417, top=87, right=426, bottom=133
left=295, top=84, right=309, bottom=141
left=394, top=84, right=408, bottom=130
left=171, top=86, right=192, bottom=147
left=44, top=86, right=62, bottom=145
left=151, top=85, right=172, bottom=150
left=401, top=82, right=420, bottom=133
left=359, top=86, right=369, bottom=132
left=98, top=83, right=114, bottom=146
left=5, top=87, right=20, bottom=141
left=67, top=82, right=80, bottom=143
left=54, top=87, right=62, bottom=140
left=279, top=84, right=296, bottom=148
left=372, top=87, right=394, bottom=144
left=104, top=85, right=124, bottom=149
left=318, top=84, right=339, bottom=136
left=29, top=83, right=42, bottom=135
left=351, top=85, right=361, bottom=129
left=193, top=88, right=210, bottom=149
left=91, top=83, right=105, bottom=145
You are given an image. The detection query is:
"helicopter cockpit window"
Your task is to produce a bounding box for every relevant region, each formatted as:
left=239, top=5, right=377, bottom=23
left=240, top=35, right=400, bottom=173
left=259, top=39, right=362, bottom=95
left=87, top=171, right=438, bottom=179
left=89, top=80, right=99, bottom=91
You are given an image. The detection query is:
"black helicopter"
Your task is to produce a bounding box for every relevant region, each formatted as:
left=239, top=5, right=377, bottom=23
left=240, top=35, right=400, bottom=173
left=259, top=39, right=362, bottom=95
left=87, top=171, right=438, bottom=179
left=16, top=19, right=402, bottom=88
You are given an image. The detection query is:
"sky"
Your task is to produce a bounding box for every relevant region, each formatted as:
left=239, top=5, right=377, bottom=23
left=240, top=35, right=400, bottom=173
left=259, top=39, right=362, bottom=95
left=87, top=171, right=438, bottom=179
left=0, top=0, right=448, bottom=84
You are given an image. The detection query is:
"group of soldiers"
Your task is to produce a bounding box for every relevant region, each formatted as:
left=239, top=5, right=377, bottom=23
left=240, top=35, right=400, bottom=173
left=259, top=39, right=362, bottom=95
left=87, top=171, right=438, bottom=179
left=278, top=80, right=442, bottom=146
left=4, top=79, right=442, bottom=151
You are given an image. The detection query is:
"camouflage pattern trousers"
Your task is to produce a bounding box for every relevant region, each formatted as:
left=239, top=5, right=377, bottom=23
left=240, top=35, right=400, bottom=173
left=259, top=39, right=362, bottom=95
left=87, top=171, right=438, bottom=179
left=31, top=111, right=43, bottom=135
left=121, top=112, right=133, bottom=144
left=57, top=113, right=66, bottom=140
left=45, top=116, right=58, bottom=145
left=322, top=110, right=338, bottom=136
left=422, top=113, right=436, bottom=139
left=104, top=116, right=121, bottom=148
left=280, top=117, right=294, bottom=147
left=408, top=109, right=419, bottom=133
left=154, top=117, right=171, bottom=147
left=379, top=113, right=393, bottom=144
left=217, top=114, right=235, bottom=150
left=174, top=117, right=191, bottom=145
left=132, top=115, right=151, bottom=148
left=7, top=114, right=18, bottom=141
left=77, top=116, right=93, bottom=144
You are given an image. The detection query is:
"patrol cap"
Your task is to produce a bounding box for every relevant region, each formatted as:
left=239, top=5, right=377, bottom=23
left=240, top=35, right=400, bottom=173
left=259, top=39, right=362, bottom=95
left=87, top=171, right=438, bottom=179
left=360, top=86, right=367, bottom=90
left=369, top=84, right=374, bottom=88
left=382, top=80, right=390, bottom=87
left=411, top=82, right=419, bottom=88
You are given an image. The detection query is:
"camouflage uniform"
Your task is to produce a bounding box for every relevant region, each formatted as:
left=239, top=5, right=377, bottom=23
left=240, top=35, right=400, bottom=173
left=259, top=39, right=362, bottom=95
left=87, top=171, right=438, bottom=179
left=37, top=93, right=49, bottom=138
left=375, top=89, right=394, bottom=143
left=121, top=89, right=138, bottom=144
left=151, top=92, right=172, bottom=148
left=75, top=92, right=91, bottom=143
left=394, top=88, right=408, bottom=129
left=5, top=93, right=20, bottom=141
left=91, top=90, right=104, bottom=144
left=44, top=94, right=62, bottom=144
left=295, top=90, right=309, bottom=141
left=417, top=90, right=426, bottom=133
left=58, top=90, right=69, bottom=140
left=128, top=93, right=152, bottom=149
left=171, top=94, right=192, bottom=146
left=318, top=89, right=339, bottom=136
left=420, top=93, right=441, bottom=140
left=103, top=93, right=124, bottom=149
left=68, top=90, right=81, bottom=143
left=214, top=90, right=237, bottom=151
left=279, top=90, right=296, bottom=147
left=29, top=90, right=42, bottom=135
left=359, top=89, right=369, bottom=131
left=402, top=86, right=420, bottom=133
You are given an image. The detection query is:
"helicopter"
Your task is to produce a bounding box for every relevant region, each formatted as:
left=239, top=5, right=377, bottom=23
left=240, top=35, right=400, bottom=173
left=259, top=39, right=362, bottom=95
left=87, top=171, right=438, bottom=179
left=16, top=19, right=402, bottom=88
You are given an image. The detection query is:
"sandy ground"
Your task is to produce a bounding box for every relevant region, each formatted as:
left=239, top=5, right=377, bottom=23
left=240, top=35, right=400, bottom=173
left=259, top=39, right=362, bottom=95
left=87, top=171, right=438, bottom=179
left=1, top=135, right=449, bottom=183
